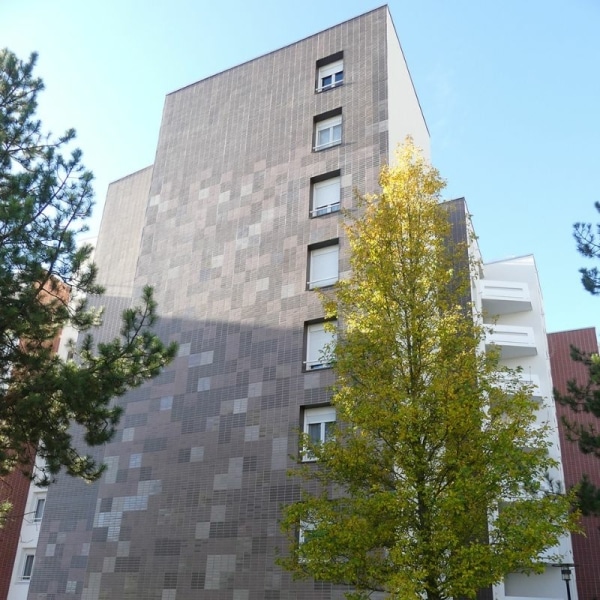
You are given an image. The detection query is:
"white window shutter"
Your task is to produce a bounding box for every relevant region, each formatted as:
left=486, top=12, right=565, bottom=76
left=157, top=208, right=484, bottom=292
left=307, top=323, right=335, bottom=368
left=314, top=178, right=340, bottom=211
left=310, top=245, right=339, bottom=289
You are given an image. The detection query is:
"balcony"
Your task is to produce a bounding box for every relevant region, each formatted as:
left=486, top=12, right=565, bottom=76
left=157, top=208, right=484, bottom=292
left=478, top=280, right=532, bottom=316
left=485, top=324, right=537, bottom=359
left=497, top=373, right=543, bottom=403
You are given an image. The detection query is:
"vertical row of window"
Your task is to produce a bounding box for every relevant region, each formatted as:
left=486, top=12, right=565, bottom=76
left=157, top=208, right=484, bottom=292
left=302, top=52, right=346, bottom=459
left=302, top=317, right=337, bottom=460
left=311, top=53, right=343, bottom=215
left=17, top=494, right=45, bottom=582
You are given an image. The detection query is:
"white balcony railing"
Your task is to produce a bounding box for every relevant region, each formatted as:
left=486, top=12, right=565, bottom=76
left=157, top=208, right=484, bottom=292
left=497, top=373, right=543, bottom=403
left=485, top=324, right=537, bottom=359
left=478, top=280, right=532, bottom=316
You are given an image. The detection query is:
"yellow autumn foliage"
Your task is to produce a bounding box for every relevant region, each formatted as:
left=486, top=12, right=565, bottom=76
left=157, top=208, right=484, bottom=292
left=279, top=139, right=577, bottom=600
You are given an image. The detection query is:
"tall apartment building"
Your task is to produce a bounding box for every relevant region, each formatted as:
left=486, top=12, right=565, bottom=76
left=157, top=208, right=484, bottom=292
left=19, top=7, right=575, bottom=600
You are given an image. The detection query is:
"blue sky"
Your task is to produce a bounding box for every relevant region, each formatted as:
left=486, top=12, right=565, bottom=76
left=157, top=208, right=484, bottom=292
left=2, top=0, right=599, bottom=333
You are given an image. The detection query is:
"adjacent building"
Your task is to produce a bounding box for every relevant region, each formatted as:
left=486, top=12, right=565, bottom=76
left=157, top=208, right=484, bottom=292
left=0, top=469, right=32, bottom=599
left=479, top=257, right=577, bottom=600
left=3, top=459, right=49, bottom=600
left=549, top=327, right=600, bottom=600
left=1, top=283, right=76, bottom=600
left=17, top=7, right=576, bottom=600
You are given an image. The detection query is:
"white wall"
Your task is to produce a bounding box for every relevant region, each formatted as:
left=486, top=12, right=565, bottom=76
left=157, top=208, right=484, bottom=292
left=504, top=568, right=571, bottom=599
left=482, top=255, right=577, bottom=600
left=385, top=8, right=430, bottom=162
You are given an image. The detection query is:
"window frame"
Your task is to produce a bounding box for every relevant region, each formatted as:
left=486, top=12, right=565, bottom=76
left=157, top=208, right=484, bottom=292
left=316, top=51, right=344, bottom=93
left=304, top=320, right=336, bottom=372
left=313, top=109, right=342, bottom=152
left=307, top=240, right=339, bottom=290
left=298, top=520, right=317, bottom=546
left=302, top=405, right=336, bottom=462
left=317, top=60, right=343, bottom=92
left=310, top=171, right=341, bottom=218
left=33, top=495, right=46, bottom=522
left=20, top=552, right=35, bottom=581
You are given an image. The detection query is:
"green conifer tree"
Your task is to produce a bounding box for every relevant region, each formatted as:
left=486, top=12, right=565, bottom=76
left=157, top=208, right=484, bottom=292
left=554, top=204, right=600, bottom=515
left=0, top=49, right=177, bottom=508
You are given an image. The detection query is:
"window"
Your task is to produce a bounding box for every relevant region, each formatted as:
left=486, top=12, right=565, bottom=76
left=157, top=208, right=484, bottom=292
left=316, top=52, right=344, bottom=92
left=298, top=521, right=315, bottom=544
left=21, top=553, right=34, bottom=581
left=317, top=60, right=343, bottom=91
left=314, top=111, right=342, bottom=151
left=311, top=173, right=341, bottom=217
left=302, top=405, right=336, bottom=461
left=308, top=242, right=339, bottom=289
left=33, top=496, right=46, bottom=522
left=305, top=321, right=336, bottom=370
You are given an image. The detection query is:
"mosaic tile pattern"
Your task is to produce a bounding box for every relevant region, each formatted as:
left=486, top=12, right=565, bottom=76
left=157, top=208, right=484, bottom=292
left=30, top=7, right=430, bottom=599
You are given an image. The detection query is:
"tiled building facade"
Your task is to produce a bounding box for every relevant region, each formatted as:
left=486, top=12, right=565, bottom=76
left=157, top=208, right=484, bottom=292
left=18, top=7, right=577, bottom=600
left=27, top=8, right=430, bottom=600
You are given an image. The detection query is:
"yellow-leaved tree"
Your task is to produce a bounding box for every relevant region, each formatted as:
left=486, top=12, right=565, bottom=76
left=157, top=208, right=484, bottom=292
left=278, top=140, right=577, bottom=600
